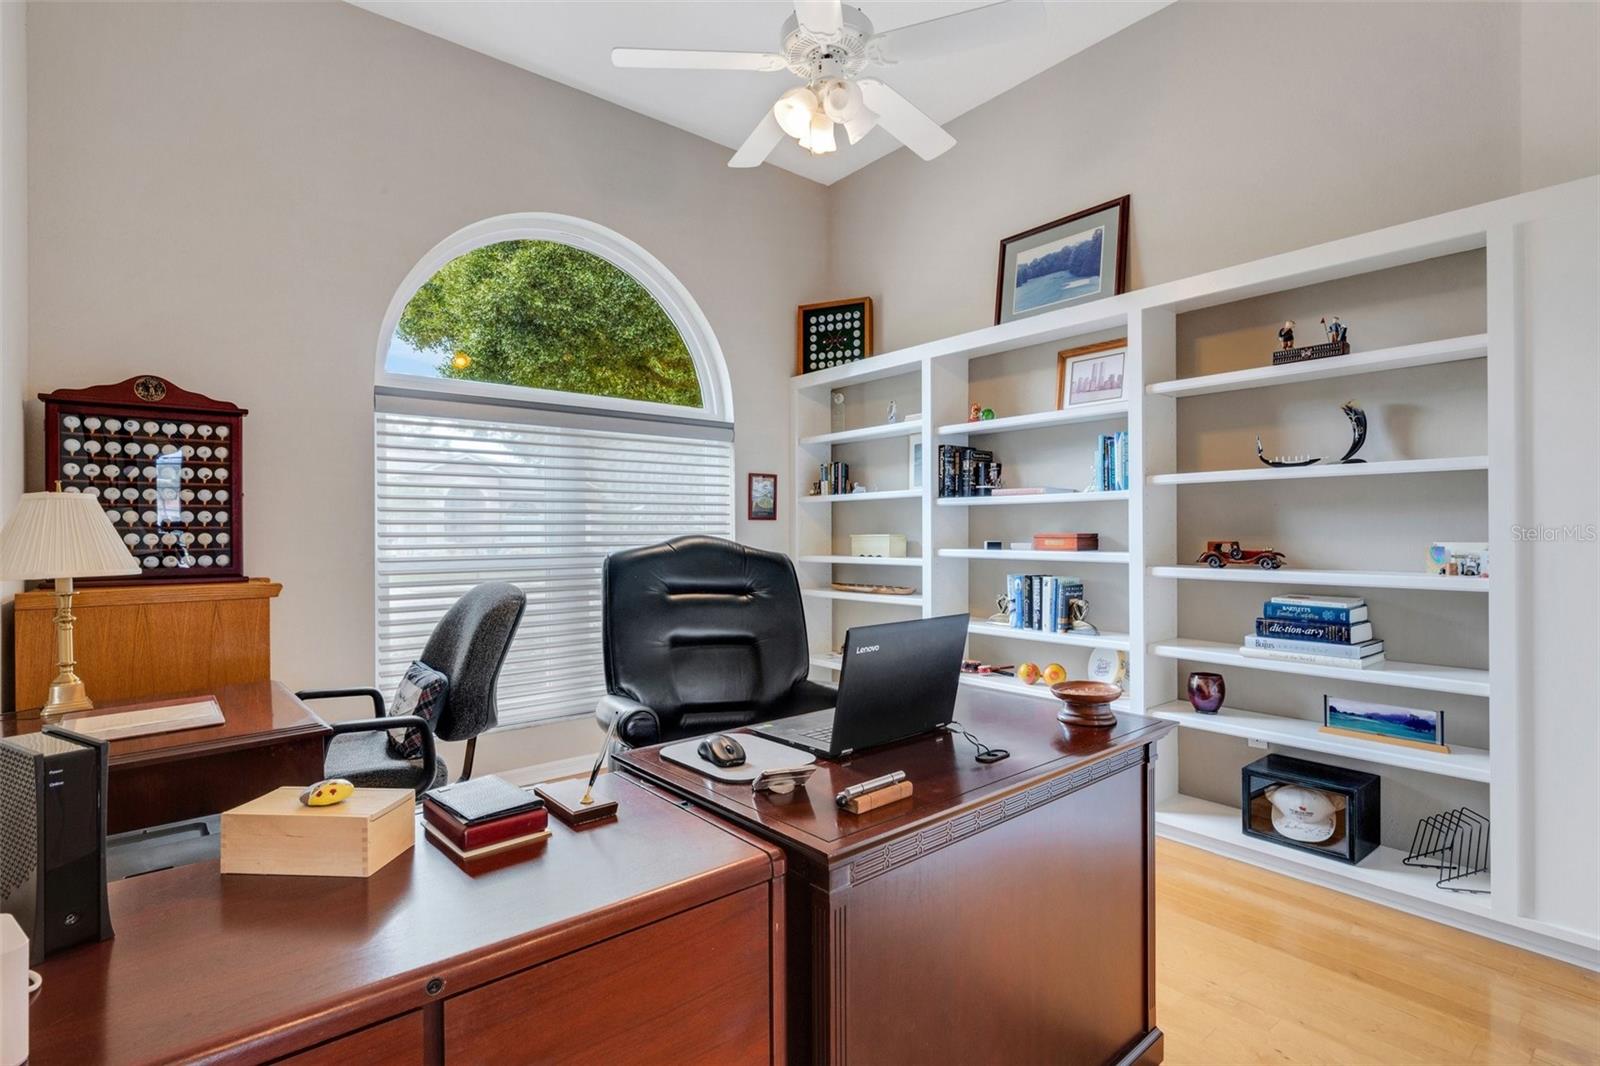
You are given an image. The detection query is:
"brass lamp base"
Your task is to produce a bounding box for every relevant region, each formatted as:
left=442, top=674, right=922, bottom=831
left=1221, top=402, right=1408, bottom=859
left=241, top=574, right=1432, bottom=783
left=45, top=673, right=94, bottom=716
left=42, top=577, right=94, bottom=716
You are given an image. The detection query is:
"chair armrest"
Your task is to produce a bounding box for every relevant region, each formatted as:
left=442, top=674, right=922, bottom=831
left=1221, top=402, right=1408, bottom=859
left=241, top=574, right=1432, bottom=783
left=595, top=694, right=660, bottom=748
left=297, top=687, right=386, bottom=719
left=328, top=715, right=438, bottom=794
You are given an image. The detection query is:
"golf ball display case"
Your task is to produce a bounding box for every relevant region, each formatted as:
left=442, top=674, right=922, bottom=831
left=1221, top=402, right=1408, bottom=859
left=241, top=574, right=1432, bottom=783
left=41, top=375, right=248, bottom=583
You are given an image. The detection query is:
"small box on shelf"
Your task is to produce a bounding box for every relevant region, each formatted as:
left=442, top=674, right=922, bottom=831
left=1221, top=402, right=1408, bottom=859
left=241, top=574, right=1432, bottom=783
left=1240, top=754, right=1379, bottom=866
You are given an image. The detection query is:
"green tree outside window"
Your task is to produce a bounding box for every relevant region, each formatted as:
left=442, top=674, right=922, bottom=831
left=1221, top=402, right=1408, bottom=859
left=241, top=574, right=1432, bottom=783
left=392, top=240, right=702, bottom=407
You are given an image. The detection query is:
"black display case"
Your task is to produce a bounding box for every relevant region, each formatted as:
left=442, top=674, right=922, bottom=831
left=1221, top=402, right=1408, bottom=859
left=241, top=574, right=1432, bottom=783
left=1240, top=753, right=1380, bottom=865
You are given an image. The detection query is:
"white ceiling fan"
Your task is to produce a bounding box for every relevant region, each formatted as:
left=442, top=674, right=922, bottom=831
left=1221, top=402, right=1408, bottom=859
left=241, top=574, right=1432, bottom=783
left=612, top=1, right=1047, bottom=168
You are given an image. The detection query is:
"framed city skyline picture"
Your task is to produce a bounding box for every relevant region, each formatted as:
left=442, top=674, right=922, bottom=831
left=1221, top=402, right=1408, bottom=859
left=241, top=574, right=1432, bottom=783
left=1056, top=338, right=1128, bottom=409
left=995, top=196, right=1129, bottom=325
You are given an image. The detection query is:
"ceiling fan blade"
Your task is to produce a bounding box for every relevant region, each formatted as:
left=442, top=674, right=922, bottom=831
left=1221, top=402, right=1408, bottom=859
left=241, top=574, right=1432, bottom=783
left=857, top=79, right=956, bottom=161
left=611, top=48, right=787, bottom=72
left=872, top=1, right=1047, bottom=64
left=729, top=110, right=785, bottom=168
left=793, top=0, right=843, bottom=37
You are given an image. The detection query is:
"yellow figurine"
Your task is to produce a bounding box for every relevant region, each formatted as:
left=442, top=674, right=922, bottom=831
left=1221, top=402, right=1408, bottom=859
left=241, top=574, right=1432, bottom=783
left=299, top=778, right=355, bottom=807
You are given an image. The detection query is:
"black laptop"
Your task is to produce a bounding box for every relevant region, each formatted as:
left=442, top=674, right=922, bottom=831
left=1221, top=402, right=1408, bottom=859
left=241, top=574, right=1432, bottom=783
left=754, top=614, right=968, bottom=758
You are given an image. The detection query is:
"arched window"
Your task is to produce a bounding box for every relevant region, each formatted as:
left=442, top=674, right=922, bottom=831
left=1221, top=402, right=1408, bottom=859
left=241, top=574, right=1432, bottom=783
left=375, top=215, right=735, bottom=730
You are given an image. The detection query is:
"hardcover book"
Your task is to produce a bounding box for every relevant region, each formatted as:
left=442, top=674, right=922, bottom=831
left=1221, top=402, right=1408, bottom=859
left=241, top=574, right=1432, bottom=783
left=1244, top=635, right=1384, bottom=660
left=1263, top=600, right=1369, bottom=624
left=1255, top=617, right=1374, bottom=644
left=424, top=822, right=551, bottom=862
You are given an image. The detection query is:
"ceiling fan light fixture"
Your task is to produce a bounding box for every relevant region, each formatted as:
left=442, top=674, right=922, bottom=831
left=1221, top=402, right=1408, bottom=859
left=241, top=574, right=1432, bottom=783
left=773, top=86, right=820, bottom=139
left=842, top=109, right=877, bottom=145
left=803, top=110, right=837, bottom=155
left=819, top=78, right=863, bottom=122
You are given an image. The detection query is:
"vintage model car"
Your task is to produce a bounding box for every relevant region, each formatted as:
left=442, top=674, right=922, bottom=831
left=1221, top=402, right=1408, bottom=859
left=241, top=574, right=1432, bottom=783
left=1197, top=540, right=1286, bottom=569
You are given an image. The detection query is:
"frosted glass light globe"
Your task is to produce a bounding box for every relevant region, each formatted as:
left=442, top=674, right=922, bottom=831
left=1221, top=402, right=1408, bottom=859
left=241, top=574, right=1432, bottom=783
left=773, top=87, right=819, bottom=139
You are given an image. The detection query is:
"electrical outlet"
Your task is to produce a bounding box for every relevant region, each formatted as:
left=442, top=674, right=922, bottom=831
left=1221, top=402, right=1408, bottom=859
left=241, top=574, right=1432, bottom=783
left=1246, top=738, right=1269, bottom=749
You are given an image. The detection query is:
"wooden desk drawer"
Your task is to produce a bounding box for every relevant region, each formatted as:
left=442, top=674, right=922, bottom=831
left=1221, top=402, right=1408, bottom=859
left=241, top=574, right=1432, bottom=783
left=445, top=885, right=772, bottom=1064
left=278, top=1011, right=424, bottom=1065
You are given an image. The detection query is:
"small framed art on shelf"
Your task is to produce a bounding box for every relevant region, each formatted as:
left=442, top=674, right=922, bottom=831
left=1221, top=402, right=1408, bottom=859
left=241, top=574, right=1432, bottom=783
left=797, top=297, right=873, bottom=374
left=1056, top=339, right=1128, bottom=409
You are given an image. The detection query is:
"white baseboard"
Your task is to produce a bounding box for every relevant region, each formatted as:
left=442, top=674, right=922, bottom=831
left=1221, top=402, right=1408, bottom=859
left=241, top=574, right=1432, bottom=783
left=497, top=754, right=598, bottom=788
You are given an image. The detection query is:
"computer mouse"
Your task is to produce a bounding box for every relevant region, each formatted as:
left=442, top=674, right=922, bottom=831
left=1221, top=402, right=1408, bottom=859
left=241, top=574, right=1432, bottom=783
left=698, top=733, right=746, bottom=768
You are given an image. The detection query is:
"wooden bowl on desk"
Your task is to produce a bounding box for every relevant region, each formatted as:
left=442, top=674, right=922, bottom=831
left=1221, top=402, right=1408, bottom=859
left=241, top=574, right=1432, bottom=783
left=1050, top=680, right=1121, bottom=729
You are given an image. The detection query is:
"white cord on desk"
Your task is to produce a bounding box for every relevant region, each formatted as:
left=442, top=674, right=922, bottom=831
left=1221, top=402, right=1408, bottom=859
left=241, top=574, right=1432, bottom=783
left=27, top=969, right=41, bottom=995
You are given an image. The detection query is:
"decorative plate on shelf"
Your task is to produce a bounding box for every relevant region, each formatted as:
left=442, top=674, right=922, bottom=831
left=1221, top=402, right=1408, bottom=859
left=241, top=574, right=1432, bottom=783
left=797, top=297, right=873, bottom=375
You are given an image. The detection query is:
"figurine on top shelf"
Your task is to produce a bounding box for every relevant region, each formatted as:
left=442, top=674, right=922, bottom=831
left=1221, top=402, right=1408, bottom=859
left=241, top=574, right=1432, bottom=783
left=1273, top=315, right=1352, bottom=366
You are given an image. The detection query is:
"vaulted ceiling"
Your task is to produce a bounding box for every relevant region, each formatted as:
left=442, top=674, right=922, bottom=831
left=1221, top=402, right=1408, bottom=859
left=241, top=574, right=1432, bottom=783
left=350, top=1, right=1170, bottom=185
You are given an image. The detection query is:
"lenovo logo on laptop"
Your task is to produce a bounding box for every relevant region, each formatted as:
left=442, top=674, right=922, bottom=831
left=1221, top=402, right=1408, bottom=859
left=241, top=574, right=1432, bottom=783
left=854, top=644, right=881, bottom=655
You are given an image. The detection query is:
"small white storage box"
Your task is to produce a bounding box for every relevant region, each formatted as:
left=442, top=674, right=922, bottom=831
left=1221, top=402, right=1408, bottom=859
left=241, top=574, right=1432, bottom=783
left=849, top=534, right=908, bottom=558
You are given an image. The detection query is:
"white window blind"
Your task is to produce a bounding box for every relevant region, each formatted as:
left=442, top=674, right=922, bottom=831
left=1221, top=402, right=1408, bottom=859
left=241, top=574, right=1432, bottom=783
left=375, top=409, right=734, bottom=729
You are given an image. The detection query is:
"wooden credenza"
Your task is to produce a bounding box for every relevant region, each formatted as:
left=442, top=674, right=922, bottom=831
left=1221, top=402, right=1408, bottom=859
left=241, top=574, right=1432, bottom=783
left=12, top=578, right=280, bottom=712
left=27, top=774, right=786, bottom=1064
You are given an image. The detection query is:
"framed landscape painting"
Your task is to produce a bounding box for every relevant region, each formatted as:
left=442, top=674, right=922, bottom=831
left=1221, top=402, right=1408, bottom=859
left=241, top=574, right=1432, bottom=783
left=748, top=472, right=777, bottom=521
left=995, top=196, right=1130, bottom=325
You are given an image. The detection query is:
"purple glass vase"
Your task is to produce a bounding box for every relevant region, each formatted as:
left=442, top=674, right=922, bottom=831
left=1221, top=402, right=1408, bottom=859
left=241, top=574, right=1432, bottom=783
left=1187, top=672, right=1225, bottom=714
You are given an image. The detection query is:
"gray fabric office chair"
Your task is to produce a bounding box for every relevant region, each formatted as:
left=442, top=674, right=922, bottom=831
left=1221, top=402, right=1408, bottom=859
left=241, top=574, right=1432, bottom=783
left=298, top=581, right=527, bottom=793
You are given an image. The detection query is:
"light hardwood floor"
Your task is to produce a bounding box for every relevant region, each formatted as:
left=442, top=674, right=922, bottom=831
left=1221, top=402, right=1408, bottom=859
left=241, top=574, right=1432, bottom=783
left=1157, top=840, right=1600, bottom=1065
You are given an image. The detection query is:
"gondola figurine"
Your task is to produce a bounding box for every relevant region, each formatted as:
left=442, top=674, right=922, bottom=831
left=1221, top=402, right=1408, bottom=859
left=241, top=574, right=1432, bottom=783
left=1256, top=400, right=1368, bottom=467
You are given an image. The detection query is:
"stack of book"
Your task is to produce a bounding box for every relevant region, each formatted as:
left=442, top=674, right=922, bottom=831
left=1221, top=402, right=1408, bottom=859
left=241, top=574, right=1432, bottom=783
left=820, top=460, right=849, bottom=494
left=1093, top=432, right=1129, bottom=492
left=937, top=445, right=1001, bottom=497
left=423, top=775, right=550, bottom=862
left=1240, top=594, right=1385, bottom=668
left=1006, top=573, right=1085, bottom=633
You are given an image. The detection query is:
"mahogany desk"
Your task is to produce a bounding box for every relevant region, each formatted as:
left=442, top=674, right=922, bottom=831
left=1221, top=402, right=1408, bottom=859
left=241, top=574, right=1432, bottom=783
left=1, top=680, right=330, bottom=834
left=27, top=774, right=786, bottom=1065
left=615, top=690, right=1175, bottom=1066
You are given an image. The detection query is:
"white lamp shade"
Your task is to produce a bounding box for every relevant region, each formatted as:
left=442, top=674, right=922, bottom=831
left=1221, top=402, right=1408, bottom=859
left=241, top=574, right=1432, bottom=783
left=773, top=87, right=819, bottom=139
left=805, top=111, right=837, bottom=155
left=0, top=491, right=142, bottom=580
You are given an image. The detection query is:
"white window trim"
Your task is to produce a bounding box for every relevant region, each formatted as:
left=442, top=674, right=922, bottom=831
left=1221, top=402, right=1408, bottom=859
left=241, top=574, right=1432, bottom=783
left=373, top=213, right=734, bottom=426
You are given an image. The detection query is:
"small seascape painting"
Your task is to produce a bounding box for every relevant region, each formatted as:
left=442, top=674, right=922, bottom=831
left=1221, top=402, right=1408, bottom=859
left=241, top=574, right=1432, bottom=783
left=996, top=196, right=1129, bottom=325
left=1323, top=696, right=1444, bottom=749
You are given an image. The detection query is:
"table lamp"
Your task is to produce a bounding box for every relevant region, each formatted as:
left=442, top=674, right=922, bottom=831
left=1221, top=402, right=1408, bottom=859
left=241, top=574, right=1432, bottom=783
left=0, top=490, right=140, bottom=715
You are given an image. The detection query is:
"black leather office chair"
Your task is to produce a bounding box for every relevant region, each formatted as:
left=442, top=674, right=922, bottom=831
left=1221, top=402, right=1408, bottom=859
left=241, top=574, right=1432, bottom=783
left=299, top=581, right=527, bottom=793
left=595, top=536, right=836, bottom=747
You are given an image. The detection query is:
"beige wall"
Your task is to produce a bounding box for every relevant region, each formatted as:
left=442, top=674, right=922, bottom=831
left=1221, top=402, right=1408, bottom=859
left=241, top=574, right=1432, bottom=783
left=23, top=1, right=828, bottom=771
left=0, top=1, right=25, bottom=708
left=827, top=0, right=1600, bottom=352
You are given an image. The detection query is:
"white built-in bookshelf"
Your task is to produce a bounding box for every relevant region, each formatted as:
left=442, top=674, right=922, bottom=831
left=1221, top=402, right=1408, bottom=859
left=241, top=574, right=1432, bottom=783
left=788, top=179, right=1600, bottom=967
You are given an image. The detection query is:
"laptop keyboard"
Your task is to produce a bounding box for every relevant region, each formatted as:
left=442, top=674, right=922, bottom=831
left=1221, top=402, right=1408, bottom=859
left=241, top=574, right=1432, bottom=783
left=798, top=725, right=834, bottom=742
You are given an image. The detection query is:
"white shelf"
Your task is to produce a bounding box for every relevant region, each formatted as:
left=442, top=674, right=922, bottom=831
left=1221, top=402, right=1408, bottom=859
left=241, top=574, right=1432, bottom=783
left=799, top=421, right=922, bottom=447
left=1155, top=794, right=1491, bottom=916
left=802, top=587, right=923, bottom=607
left=937, top=490, right=1129, bottom=507
left=1149, top=456, right=1488, bottom=486
left=937, top=403, right=1127, bottom=436
left=1148, top=701, right=1490, bottom=782
left=941, top=548, right=1130, bottom=564
left=1147, top=335, right=1488, bottom=398
left=1149, top=565, right=1490, bottom=592
left=800, top=489, right=922, bottom=504
left=969, top=619, right=1130, bottom=651
left=809, top=651, right=1131, bottom=712
left=1150, top=638, right=1490, bottom=697
left=798, top=554, right=922, bottom=568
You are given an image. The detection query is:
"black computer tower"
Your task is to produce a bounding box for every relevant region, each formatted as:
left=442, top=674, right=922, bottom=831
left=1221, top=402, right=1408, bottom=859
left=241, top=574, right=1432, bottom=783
left=0, top=725, right=114, bottom=964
